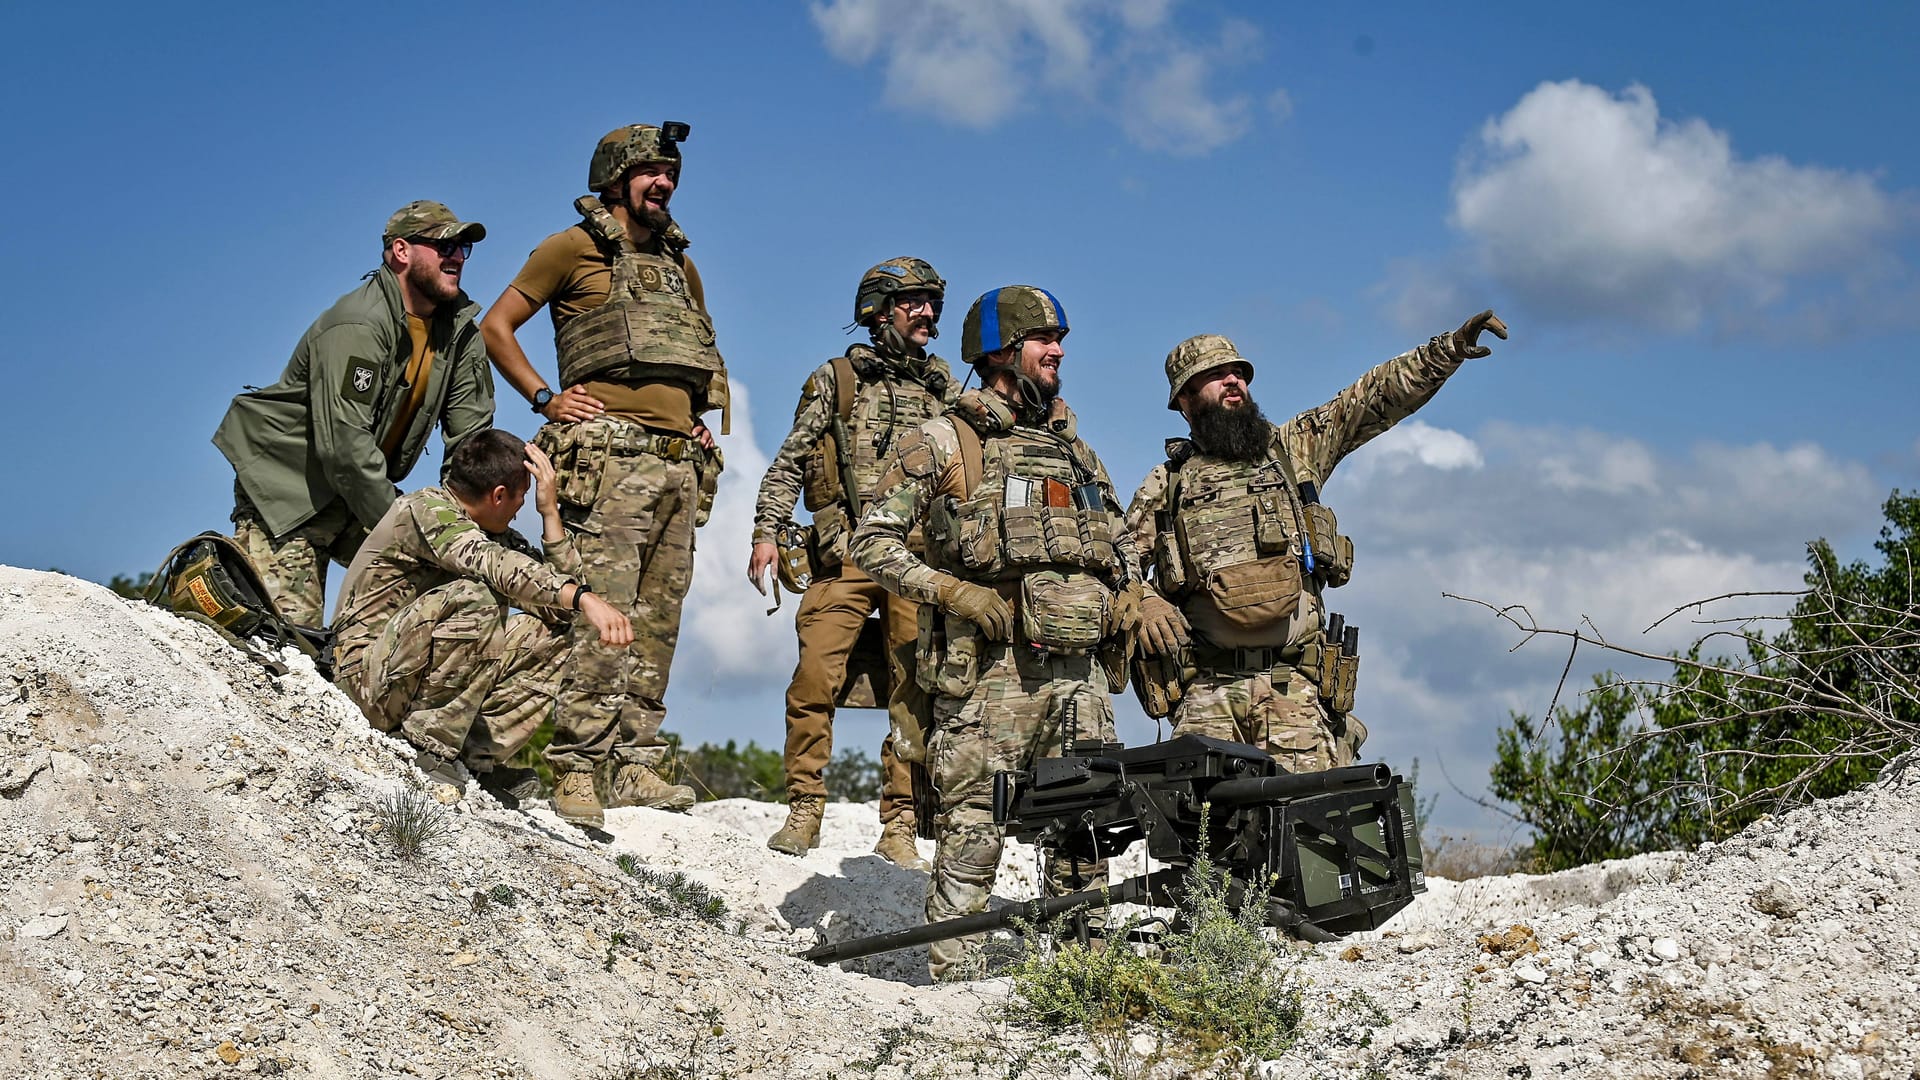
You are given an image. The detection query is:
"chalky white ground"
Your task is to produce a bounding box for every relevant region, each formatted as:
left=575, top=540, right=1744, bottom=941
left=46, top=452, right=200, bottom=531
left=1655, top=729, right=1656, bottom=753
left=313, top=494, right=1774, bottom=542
left=0, top=565, right=1912, bottom=1078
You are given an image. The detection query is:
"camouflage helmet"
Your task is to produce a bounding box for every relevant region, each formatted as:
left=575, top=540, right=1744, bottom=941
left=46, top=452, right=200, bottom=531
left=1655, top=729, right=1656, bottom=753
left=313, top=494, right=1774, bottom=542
left=588, top=121, right=689, bottom=193
left=1164, top=333, right=1254, bottom=410
left=854, top=257, right=946, bottom=327
left=961, top=285, right=1070, bottom=366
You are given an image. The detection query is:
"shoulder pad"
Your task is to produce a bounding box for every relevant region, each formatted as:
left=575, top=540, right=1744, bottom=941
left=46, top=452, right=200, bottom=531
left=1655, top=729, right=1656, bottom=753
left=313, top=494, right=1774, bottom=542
left=572, top=195, right=628, bottom=254
left=843, top=342, right=884, bottom=380
left=1165, top=438, right=1195, bottom=468
left=895, top=425, right=940, bottom=480
left=662, top=221, right=691, bottom=254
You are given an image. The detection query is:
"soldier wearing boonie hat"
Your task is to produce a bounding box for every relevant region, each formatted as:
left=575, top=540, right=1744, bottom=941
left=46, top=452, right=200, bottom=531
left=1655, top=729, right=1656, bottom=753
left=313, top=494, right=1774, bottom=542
left=212, top=199, right=495, bottom=628
left=1123, top=310, right=1510, bottom=778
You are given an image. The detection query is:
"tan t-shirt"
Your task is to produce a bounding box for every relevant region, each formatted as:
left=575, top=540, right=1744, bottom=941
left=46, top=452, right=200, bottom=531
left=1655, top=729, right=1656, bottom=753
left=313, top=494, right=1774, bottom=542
left=379, top=313, right=436, bottom=457
left=508, top=225, right=709, bottom=435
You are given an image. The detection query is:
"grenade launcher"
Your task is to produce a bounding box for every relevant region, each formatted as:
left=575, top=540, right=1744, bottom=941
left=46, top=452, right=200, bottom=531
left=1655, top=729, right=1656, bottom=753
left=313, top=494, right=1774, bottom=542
left=803, top=733, right=1426, bottom=966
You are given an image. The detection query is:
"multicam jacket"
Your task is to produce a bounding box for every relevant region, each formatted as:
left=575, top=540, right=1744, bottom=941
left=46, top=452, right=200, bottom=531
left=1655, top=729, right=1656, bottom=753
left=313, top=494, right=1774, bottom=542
left=214, top=267, right=495, bottom=538
left=331, top=487, right=582, bottom=668
left=851, top=388, right=1135, bottom=608
left=752, top=342, right=956, bottom=567
left=1125, top=330, right=1477, bottom=649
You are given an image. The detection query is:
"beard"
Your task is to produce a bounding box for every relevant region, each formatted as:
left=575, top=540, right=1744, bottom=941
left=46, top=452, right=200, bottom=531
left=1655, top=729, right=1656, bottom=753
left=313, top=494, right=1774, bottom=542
left=406, top=256, right=461, bottom=305
left=1188, top=395, right=1271, bottom=461
left=631, top=203, right=672, bottom=234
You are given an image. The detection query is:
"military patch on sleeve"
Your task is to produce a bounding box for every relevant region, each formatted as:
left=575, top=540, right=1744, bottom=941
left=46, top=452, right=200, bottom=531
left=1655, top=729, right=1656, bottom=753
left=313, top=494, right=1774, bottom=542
left=342, top=362, right=378, bottom=403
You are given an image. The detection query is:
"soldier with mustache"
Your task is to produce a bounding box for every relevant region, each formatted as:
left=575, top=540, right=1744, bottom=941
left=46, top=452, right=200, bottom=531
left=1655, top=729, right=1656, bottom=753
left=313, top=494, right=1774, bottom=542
left=1124, top=311, right=1509, bottom=772
left=748, top=258, right=957, bottom=869
left=481, top=123, right=729, bottom=828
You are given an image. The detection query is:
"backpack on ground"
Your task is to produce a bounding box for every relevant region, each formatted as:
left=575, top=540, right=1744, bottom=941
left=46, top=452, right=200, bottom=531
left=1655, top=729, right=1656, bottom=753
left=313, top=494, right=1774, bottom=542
left=144, top=532, right=334, bottom=678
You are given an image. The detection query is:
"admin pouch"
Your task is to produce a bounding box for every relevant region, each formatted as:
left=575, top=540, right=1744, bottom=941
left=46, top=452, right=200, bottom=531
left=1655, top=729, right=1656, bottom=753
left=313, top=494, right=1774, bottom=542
left=145, top=532, right=333, bottom=678
left=1202, top=555, right=1301, bottom=634
left=1019, top=568, right=1109, bottom=654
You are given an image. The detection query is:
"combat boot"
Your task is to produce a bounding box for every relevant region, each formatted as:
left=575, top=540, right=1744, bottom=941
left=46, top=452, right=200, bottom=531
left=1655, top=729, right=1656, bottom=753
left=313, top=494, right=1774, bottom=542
left=766, top=795, right=825, bottom=856
left=606, top=764, right=697, bottom=813
left=874, top=814, right=930, bottom=871
left=550, top=770, right=604, bottom=829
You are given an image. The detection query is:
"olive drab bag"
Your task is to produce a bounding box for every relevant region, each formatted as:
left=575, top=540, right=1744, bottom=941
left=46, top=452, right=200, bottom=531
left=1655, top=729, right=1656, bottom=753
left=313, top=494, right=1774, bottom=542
left=144, top=532, right=334, bottom=678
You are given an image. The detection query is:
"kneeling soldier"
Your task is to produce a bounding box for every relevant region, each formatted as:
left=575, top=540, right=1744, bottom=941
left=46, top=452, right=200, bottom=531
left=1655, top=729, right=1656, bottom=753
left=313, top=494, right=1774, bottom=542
left=333, top=429, right=632, bottom=817
left=748, top=258, right=957, bottom=868
left=1124, top=311, right=1508, bottom=772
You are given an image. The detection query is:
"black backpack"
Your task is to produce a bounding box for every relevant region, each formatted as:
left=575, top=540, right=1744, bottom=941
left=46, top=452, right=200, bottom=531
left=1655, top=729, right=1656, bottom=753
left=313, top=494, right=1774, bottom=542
left=144, top=532, right=335, bottom=678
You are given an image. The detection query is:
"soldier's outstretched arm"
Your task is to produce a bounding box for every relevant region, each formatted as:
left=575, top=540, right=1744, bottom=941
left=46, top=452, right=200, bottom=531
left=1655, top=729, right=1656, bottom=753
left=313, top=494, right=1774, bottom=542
left=1291, top=308, right=1508, bottom=482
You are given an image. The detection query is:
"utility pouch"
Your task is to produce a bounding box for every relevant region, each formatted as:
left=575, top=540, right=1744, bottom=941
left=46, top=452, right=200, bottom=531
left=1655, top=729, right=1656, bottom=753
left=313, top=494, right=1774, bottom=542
left=1040, top=506, right=1085, bottom=566
left=1299, top=641, right=1359, bottom=714
left=1096, top=637, right=1130, bottom=694
left=536, top=424, right=599, bottom=510
left=695, top=445, right=723, bottom=528
left=1130, top=649, right=1188, bottom=719
left=1303, top=503, right=1353, bottom=587
left=999, top=506, right=1049, bottom=566
left=934, top=610, right=983, bottom=698
left=956, top=501, right=1005, bottom=575
left=774, top=520, right=815, bottom=594
left=1019, top=569, right=1109, bottom=654
left=1078, top=509, right=1119, bottom=574
left=1251, top=481, right=1291, bottom=554
left=914, top=603, right=945, bottom=694
left=1203, top=556, right=1301, bottom=633
left=1153, top=514, right=1189, bottom=593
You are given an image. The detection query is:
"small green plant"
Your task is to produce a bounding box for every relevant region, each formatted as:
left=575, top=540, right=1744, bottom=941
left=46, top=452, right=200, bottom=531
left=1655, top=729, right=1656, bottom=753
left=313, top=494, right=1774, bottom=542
left=1007, top=811, right=1305, bottom=1070
left=1457, top=970, right=1477, bottom=1038
left=604, top=930, right=629, bottom=972
left=374, top=784, right=454, bottom=861
left=488, top=883, right=518, bottom=906
left=616, top=856, right=729, bottom=924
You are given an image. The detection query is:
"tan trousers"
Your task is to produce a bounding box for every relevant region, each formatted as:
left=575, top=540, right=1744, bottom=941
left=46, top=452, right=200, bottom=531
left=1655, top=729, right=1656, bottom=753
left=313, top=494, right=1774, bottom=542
left=781, top=564, right=915, bottom=820
left=230, top=482, right=364, bottom=627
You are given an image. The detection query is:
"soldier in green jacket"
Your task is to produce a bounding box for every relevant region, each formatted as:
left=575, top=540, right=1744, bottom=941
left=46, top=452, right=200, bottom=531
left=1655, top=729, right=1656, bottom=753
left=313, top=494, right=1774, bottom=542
left=1124, top=311, right=1508, bottom=774
left=334, top=429, right=631, bottom=799
left=213, top=200, right=496, bottom=626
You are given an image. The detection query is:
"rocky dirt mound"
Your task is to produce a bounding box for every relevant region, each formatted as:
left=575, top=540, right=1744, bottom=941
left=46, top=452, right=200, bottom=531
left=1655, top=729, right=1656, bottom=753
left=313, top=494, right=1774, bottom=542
left=2, top=566, right=1915, bottom=1078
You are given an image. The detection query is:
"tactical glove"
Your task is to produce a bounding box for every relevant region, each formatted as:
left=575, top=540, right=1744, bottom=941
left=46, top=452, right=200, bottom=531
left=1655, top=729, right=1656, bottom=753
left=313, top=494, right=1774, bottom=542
left=935, top=575, right=1013, bottom=642
left=1138, top=590, right=1191, bottom=657
left=1452, top=309, right=1509, bottom=360
left=1107, top=579, right=1143, bottom=639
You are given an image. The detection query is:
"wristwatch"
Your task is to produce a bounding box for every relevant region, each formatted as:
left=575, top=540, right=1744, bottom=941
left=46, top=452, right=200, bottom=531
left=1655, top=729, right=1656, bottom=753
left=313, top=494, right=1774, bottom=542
left=531, top=387, right=555, bottom=412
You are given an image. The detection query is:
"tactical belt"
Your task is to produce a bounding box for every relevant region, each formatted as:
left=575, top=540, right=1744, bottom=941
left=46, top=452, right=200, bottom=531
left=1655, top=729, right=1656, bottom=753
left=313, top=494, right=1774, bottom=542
left=1190, top=642, right=1302, bottom=677
left=601, top=426, right=710, bottom=465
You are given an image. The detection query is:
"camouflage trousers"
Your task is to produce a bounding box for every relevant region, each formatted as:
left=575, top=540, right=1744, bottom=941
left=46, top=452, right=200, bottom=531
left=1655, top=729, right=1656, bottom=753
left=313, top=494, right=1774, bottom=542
left=541, top=421, right=699, bottom=775
left=338, top=579, right=568, bottom=772
left=1174, top=662, right=1368, bottom=773
left=782, top=564, right=916, bottom=820
left=926, top=644, right=1115, bottom=980
left=230, top=482, right=366, bottom=627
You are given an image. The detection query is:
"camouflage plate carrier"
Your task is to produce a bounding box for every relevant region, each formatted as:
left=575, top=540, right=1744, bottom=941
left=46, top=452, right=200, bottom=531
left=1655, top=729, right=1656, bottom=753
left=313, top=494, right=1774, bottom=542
left=555, top=196, right=726, bottom=420
left=918, top=391, right=1127, bottom=699
left=799, top=344, right=952, bottom=572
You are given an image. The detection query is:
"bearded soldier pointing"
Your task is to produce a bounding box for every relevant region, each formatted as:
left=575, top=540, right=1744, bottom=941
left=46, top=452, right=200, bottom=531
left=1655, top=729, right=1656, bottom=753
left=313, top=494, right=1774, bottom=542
left=1125, top=311, right=1508, bottom=773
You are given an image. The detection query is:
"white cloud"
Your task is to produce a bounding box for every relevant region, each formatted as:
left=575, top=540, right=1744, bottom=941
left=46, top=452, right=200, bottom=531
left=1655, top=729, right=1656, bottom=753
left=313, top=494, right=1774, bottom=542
left=1450, top=80, right=1911, bottom=331
left=678, top=381, right=800, bottom=690
left=808, top=0, right=1274, bottom=154
left=1309, top=420, right=1887, bottom=835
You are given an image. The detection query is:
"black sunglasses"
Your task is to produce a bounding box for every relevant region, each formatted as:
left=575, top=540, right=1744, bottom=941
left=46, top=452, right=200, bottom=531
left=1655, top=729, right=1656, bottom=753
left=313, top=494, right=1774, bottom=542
left=409, top=237, right=473, bottom=260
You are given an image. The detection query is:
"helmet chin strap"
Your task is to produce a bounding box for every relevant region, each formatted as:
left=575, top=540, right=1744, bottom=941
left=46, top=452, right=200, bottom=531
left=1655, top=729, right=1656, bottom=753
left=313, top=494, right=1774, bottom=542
left=873, top=322, right=932, bottom=366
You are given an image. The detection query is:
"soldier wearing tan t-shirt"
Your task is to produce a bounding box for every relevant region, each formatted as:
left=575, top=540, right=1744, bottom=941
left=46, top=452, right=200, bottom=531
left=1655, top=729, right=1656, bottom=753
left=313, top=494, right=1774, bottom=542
left=480, top=122, right=729, bottom=827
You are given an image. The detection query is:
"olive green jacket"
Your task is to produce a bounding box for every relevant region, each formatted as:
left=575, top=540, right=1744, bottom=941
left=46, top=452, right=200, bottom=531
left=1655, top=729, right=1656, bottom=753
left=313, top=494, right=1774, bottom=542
left=213, top=267, right=495, bottom=537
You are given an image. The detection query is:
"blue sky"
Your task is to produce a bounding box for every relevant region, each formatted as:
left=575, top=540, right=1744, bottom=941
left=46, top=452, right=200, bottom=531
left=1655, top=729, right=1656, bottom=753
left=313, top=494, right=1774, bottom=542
left=3, top=2, right=1915, bottom=838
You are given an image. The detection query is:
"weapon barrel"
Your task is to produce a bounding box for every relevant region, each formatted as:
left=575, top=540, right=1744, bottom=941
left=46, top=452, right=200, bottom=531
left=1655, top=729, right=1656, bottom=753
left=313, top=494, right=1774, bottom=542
left=802, top=886, right=1111, bottom=967
left=1207, top=762, right=1391, bottom=807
